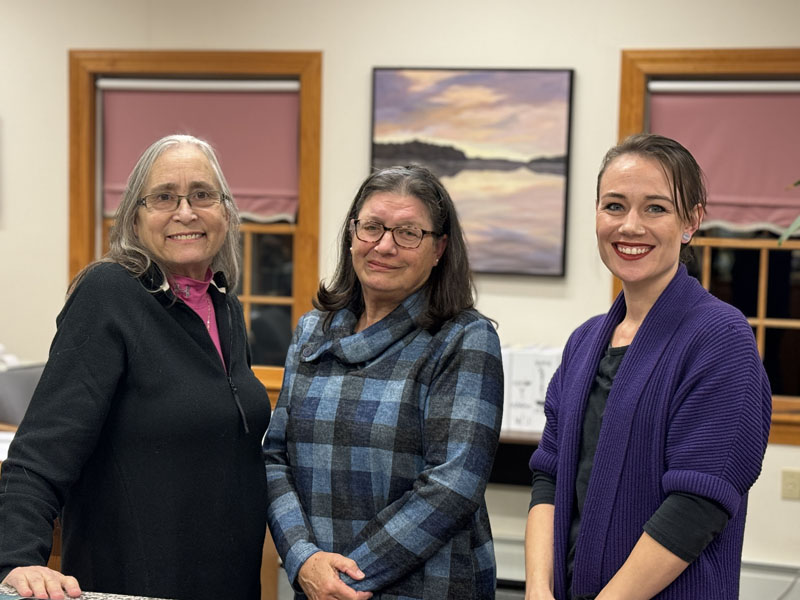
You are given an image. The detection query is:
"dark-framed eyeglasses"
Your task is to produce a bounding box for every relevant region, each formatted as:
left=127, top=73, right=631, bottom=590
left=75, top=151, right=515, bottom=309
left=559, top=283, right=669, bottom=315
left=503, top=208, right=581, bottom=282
left=352, top=219, right=438, bottom=249
left=137, top=190, right=225, bottom=212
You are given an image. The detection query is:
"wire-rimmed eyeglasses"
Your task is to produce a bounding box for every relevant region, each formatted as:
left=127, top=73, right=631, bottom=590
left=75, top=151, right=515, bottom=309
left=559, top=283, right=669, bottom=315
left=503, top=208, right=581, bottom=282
left=351, top=219, right=438, bottom=249
left=137, top=190, right=225, bottom=212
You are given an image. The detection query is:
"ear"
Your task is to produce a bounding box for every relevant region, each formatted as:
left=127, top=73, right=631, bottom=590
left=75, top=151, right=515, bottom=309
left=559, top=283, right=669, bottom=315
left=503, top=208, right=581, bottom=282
left=133, top=217, right=139, bottom=237
left=434, top=234, right=448, bottom=262
left=685, top=204, right=704, bottom=238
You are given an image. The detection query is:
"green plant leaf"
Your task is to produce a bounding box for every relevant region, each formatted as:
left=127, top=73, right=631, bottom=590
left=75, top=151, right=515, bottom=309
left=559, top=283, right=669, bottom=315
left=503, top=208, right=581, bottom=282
left=778, top=213, right=800, bottom=245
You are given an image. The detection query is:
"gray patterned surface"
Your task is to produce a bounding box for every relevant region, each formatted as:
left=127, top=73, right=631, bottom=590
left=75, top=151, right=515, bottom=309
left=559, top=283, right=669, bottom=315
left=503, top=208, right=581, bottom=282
left=0, top=583, right=170, bottom=599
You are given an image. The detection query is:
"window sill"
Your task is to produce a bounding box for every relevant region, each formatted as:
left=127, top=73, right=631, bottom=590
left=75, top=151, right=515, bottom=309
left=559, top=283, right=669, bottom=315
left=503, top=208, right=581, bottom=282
left=770, top=396, right=800, bottom=445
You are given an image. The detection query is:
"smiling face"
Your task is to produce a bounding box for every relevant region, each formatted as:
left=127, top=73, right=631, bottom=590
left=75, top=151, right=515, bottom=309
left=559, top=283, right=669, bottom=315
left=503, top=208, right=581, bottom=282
left=351, top=191, right=447, bottom=312
left=133, top=144, right=229, bottom=280
left=596, top=153, right=699, bottom=299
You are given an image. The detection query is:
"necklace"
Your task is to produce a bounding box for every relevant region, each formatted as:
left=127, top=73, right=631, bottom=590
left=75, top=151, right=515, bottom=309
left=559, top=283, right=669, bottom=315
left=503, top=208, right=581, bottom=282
left=171, top=280, right=212, bottom=330
left=175, top=283, right=191, bottom=299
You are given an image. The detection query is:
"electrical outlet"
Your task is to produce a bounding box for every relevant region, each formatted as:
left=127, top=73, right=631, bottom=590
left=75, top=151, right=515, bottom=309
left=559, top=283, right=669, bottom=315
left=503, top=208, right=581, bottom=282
left=781, top=469, right=800, bottom=500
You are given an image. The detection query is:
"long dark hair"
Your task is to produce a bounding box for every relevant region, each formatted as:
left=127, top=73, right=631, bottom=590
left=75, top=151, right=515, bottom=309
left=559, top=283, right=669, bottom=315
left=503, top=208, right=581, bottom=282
left=315, top=164, right=475, bottom=330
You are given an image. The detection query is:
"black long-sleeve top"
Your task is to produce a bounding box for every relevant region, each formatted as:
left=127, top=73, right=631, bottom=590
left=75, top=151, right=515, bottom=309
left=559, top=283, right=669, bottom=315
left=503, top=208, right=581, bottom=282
left=0, top=263, right=271, bottom=600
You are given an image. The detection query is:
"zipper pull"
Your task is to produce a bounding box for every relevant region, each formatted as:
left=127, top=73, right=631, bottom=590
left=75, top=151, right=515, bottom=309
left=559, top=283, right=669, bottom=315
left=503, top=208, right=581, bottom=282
left=227, top=376, right=250, bottom=434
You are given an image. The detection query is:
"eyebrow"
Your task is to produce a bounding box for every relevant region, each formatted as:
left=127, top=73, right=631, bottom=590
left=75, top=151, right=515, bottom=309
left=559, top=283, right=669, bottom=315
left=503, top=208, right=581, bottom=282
left=360, top=216, right=429, bottom=228
left=146, top=180, right=217, bottom=193
left=601, top=191, right=674, bottom=203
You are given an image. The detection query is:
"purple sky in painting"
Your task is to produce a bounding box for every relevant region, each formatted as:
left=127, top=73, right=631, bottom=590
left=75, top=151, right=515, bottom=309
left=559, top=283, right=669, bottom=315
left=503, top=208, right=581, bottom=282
left=373, top=69, right=571, bottom=161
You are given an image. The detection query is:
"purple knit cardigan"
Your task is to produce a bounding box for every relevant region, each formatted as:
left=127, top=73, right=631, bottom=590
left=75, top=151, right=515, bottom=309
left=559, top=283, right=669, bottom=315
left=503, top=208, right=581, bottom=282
left=529, top=265, right=772, bottom=599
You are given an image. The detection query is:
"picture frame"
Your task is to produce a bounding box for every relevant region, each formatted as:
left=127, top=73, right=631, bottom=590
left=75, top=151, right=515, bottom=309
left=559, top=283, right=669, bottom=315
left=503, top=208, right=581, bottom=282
left=371, top=67, right=573, bottom=276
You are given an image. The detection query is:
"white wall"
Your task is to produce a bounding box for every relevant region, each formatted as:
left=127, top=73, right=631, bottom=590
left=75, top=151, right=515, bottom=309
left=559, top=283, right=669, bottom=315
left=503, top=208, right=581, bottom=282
left=1, top=0, right=798, bottom=570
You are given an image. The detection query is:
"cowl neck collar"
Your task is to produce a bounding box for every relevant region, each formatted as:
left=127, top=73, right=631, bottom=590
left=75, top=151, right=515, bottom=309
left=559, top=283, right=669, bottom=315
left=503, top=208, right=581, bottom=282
left=300, top=290, right=427, bottom=366
left=170, top=270, right=213, bottom=301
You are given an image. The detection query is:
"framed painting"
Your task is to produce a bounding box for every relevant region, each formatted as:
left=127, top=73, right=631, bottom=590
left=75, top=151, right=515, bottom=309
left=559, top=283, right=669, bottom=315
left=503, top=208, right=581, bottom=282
left=371, top=67, right=573, bottom=276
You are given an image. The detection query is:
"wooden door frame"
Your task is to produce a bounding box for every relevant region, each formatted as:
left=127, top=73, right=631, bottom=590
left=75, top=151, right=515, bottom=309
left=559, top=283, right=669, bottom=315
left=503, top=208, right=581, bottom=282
left=617, top=48, right=800, bottom=444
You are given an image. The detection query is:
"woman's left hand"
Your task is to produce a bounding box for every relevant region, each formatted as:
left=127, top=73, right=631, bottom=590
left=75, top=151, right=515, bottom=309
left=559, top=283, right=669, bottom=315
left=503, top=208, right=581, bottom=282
left=2, top=565, right=82, bottom=599
left=297, top=551, right=373, bottom=600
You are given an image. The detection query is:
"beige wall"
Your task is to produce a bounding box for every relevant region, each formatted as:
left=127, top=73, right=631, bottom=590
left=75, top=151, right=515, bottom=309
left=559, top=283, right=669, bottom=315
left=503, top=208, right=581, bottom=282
left=1, top=0, right=798, bottom=568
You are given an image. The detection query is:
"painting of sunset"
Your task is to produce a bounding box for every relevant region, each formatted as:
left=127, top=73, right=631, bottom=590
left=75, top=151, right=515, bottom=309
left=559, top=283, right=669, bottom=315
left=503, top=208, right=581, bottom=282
left=371, top=68, right=573, bottom=276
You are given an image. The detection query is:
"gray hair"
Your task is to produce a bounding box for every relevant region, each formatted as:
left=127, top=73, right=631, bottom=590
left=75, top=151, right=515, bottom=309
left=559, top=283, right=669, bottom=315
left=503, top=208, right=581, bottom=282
left=71, top=134, right=241, bottom=292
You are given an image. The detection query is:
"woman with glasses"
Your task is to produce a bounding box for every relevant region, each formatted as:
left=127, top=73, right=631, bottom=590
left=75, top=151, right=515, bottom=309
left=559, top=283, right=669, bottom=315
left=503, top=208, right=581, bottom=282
left=263, top=165, right=503, bottom=600
left=525, top=134, right=771, bottom=600
left=0, top=135, right=270, bottom=600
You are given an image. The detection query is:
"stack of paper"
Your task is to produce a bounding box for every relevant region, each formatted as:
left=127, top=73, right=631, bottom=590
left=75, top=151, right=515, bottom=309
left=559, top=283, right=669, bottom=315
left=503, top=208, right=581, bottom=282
left=501, top=346, right=562, bottom=435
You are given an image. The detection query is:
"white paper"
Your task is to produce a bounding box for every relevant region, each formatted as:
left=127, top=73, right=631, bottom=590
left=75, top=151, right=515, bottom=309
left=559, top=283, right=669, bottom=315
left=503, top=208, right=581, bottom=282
left=500, top=347, right=513, bottom=433
left=503, top=346, right=562, bottom=434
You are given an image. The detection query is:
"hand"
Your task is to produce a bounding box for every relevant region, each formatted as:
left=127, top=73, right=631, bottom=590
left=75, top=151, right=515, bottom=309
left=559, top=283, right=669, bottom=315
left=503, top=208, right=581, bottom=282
left=297, top=551, right=373, bottom=600
left=525, top=583, right=557, bottom=600
left=2, top=566, right=81, bottom=599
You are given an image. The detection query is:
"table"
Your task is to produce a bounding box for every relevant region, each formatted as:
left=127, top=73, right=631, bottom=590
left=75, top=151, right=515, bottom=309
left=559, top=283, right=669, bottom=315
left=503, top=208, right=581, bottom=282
left=0, top=583, right=170, bottom=599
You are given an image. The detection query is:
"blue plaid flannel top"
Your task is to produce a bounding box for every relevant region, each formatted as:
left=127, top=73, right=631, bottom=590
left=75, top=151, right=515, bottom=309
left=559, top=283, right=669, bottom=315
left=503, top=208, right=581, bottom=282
left=263, top=291, right=503, bottom=599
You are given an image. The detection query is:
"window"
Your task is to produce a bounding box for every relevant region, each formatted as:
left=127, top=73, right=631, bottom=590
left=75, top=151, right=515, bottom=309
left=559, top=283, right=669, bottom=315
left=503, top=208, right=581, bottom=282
left=685, top=235, right=800, bottom=415
left=69, top=50, right=321, bottom=400
left=618, top=48, right=800, bottom=445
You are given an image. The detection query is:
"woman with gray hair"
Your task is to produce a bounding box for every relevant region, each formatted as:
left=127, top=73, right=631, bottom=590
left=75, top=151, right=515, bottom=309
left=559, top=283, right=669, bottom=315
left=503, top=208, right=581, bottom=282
left=0, top=134, right=271, bottom=600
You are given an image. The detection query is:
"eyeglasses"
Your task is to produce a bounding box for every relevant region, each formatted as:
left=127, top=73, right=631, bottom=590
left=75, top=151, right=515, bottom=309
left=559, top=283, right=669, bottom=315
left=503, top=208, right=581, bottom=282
left=352, top=219, right=438, bottom=249
left=137, top=190, right=225, bottom=212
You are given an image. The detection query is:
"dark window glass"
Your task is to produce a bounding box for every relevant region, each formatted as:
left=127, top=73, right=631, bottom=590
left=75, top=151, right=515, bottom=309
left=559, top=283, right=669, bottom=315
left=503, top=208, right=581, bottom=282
left=249, top=304, right=292, bottom=367
left=766, top=249, right=800, bottom=320
left=764, top=328, right=800, bottom=396
left=688, top=241, right=799, bottom=320
left=708, top=247, right=760, bottom=317
left=252, top=234, right=293, bottom=297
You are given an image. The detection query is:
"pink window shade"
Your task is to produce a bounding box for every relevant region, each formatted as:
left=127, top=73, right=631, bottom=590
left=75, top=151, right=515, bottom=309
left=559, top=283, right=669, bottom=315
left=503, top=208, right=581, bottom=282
left=103, top=89, right=299, bottom=222
left=649, top=92, right=800, bottom=233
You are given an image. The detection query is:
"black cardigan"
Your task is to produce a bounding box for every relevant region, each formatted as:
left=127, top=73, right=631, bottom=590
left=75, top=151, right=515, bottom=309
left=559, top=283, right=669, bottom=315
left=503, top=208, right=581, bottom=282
left=0, top=263, right=271, bottom=600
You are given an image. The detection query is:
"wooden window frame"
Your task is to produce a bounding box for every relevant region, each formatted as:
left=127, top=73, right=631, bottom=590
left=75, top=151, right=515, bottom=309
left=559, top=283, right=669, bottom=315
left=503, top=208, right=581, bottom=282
left=617, top=48, right=800, bottom=444
left=69, top=50, right=321, bottom=401
left=70, top=49, right=322, bottom=600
